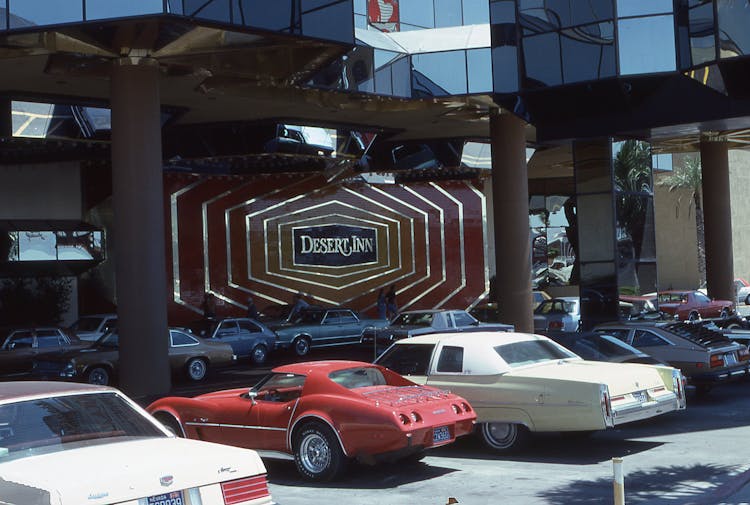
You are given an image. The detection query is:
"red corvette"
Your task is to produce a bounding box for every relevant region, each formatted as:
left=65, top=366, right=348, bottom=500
left=147, top=360, right=476, bottom=481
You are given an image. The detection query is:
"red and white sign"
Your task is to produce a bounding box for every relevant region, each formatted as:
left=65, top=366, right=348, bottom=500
left=368, top=0, right=400, bottom=32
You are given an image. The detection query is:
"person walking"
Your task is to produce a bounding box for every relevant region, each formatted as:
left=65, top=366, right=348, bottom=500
left=246, top=295, right=259, bottom=319
left=377, top=288, right=387, bottom=319
left=288, top=291, right=310, bottom=321
left=386, top=285, right=398, bottom=319
left=201, top=292, right=216, bottom=319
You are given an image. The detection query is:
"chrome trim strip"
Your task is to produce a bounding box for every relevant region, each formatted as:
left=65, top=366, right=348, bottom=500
left=467, top=181, right=490, bottom=310
left=170, top=180, right=205, bottom=315
left=433, top=183, right=467, bottom=307
left=185, top=421, right=287, bottom=432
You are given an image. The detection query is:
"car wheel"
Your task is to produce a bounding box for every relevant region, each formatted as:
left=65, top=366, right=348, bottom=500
left=720, top=308, right=730, bottom=319
left=153, top=413, right=184, bottom=437
left=688, top=311, right=700, bottom=322
left=293, top=336, right=311, bottom=357
left=250, top=344, right=268, bottom=365
left=745, top=294, right=750, bottom=306
left=186, top=358, right=208, bottom=381
left=479, top=422, right=528, bottom=452
left=86, top=366, right=110, bottom=386
left=293, top=422, right=347, bottom=481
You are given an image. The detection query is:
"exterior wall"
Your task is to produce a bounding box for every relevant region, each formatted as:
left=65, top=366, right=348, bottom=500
left=653, top=171, right=700, bottom=290
left=730, top=150, right=750, bottom=283
left=0, top=163, right=81, bottom=219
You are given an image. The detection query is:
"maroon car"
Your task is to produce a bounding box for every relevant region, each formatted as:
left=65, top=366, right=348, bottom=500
left=657, top=290, right=734, bottom=321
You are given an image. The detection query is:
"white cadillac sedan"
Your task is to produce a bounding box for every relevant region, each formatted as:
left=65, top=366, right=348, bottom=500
left=0, top=381, right=272, bottom=505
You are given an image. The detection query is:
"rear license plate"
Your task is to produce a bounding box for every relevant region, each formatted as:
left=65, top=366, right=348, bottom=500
left=147, top=491, right=184, bottom=505
left=433, top=426, right=451, bottom=443
left=725, top=353, right=738, bottom=366
left=632, top=391, right=647, bottom=403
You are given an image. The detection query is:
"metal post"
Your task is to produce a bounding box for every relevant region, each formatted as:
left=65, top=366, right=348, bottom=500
left=613, top=457, right=625, bottom=505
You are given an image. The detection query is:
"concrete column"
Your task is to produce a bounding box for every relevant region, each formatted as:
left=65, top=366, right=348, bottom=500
left=490, top=111, right=532, bottom=333
left=110, top=56, right=170, bottom=398
left=700, top=139, right=735, bottom=302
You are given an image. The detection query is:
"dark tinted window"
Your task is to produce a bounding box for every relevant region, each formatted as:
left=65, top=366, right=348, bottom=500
left=436, top=346, right=464, bottom=373
left=237, top=320, right=261, bottom=333
left=375, top=343, right=436, bottom=376
left=633, top=330, right=670, bottom=347
left=453, top=312, right=477, bottom=327
left=36, top=334, right=62, bottom=348
left=170, top=330, right=198, bottom=346
left=216, top=321, right=239, bottom=338
left=597, top=328, right=631, bottom=342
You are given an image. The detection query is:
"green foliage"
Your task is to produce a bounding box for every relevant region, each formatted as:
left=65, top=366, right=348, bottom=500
left=0, top=277, right=72, bottom=326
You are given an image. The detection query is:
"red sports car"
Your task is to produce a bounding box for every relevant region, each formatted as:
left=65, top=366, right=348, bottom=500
left=148, top=360, right=476, bottom=481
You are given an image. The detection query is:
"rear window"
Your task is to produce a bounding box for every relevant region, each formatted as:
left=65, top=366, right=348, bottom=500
left=375, top=343, right=436, bottom=376
left=391, top=313, right=434, bottom=327
left=329, top=367, right=387, bottom=389
left=495, top=340, right=575, bottom=368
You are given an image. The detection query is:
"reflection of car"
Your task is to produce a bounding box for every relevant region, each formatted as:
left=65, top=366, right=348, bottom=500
left=735, top=278, right=750, bottom=306
left=533, top=297, right=581, bottom=332
left=657, top=290, right=734, bottom=321
left=0, top=382, right=272, bottom=505
left=376, top=332, right=685, bottom=452
left=543, top=331, right=663, bottom=364
left=363, top=309, right=513, bottom=349
left=619, top=295, right=662, bottom=320
left=147, top=360, right=476, bottom=481
left=69, top=313, right=118, bottom=341
left=33, top=328, right=236, bottom=385
left=272, top=308, right=388, bottom=356
left=186, top=317, right=277, bottom=364
left=533, top=290, right=551, bottom=310
left=595, top=322, right=750, bottom=391
left=0, top=327, right=88, bottom=377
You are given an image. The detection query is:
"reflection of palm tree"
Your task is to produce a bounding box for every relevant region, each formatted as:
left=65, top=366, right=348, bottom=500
left=657, top=156, right=705, bottom=286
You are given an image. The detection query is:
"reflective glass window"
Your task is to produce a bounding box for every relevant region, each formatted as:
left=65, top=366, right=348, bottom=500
left=547, top=226, right=574, bottom=286
left=717, top=0, right=750, bottom=59
left=617, top=0, right=673, bottom=18
left=493, top=46, right=519, bottom=93
left=412, top=51, right=468, bottom=95
left=355, top=13, right=368, bottom=28
left=391, top=55, right=412, bottom=97
left=354, top=0, right=366, bottom=15
left=375, top=65, right=393, bottom=95
left=401, top=0, right=435, bottom=28
left=86, top=0, right=164, bottom=20
left=520, top=7, right=559, bottom=34
left=233, top=1, right=293, bottom=31
left=571, top=0, right=614, bottom=26
left=576, top=194, right=615, bottom=262
left=183, top=0, right=230, bottom=22
left=490, top=0, right=515, bottom=23
left=464, top=0, right=490, bottom=25
left=9, top=0, right=83, bottom=28
left=467, top=48, right=492, bottom=93
left=436, top=0, right=463, bottom=28
left=618, top=261, right=657, bottom=296
left=561, top=21, right=615, bottom=83
left=618, top=15, right=676, bottom=75
left=688, top=2, right=716, bottom=66
left=302, top=0, right=354, bottom=43
left=523, top=32, right=562, bottom=87
left=167, top=0, right=184, bottom=14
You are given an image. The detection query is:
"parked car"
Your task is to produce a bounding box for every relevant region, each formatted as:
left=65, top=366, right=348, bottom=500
left=656, top=290, right=734, bottom=321
left=0, top=327, right=89, bottom=377
left=533, top=290, right=552, bottom=310
left=186, top=317, right=277, bottom=364
left=0, top=381, right=272, bottom=505
left=33, top=327, right=237, bottom=385
left=543, top=331, right=664, bottom=365
left=272, top=307, right=388, bottom=356
left=375, top=332, right=685, bottom=452
left=147, top=360, right=476, bottom=481
left=533, top=297, right=581, bottom=332
left=595, top=322, right=750, bottom=392
left=735, top=278, right=750, bottom=306
left=69, top=313, right=117, bottom=341
left=362, top=309, right=513, bottom=349
left=471, top=292, right=550, bottom=323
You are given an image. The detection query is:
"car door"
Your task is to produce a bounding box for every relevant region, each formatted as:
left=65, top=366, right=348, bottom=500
left=0, top=332, right=35, bottom=375
left=693, top=291, right=718, bottom=318
left=630, top=329, right=679, bottom=367
left=32, top=330, right=68, bottom=365
left=334, top=310, right=363, bottom=344
left=237, top=319, right=264, bottom=355
left=213, top=320, right=244, bottom=357
left=317, top=311, right=342, bottom=346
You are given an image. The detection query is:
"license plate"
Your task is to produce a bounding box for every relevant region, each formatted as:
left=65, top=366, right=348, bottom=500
left=725, top=353, right=738, bottom=366
left=147, top=491, right=184, bottom=505
left=433, top=426, right=451, bottom=443
left=632, top=391, right=647, bottom=403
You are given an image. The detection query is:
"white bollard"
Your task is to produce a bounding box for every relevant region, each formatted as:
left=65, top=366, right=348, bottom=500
left=613, top=457, right=625, bottom=505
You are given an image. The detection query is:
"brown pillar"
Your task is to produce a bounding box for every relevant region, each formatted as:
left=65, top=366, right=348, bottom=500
left=110, top=56, right=170, bottom=398
left=700, top=139, right=735, bottom=302
left=490, top=111, right=533, bottom=332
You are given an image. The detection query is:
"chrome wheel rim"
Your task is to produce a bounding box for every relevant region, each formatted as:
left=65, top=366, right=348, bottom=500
left=299, top=433, right=331, bottom=475
left=295, top=339, right=309, bottom=355
left=89, top=369, right=108, bottom=385
left=189, top=360, right=206, bottom=380
left=484, top=423, right=516, bottom=448
left=253, top=346, right=266, bottom=363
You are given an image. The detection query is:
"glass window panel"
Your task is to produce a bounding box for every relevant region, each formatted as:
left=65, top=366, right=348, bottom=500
left=718, top=0, right=750, bottom=58
left=183, top=0, right=230, bottom=22
left=464, top=0, right=490, bottom=25
left=613, top=139, right=652, bottom=193
left=576, top=194, right=615, bottom=263
left=493, top=45, right=519, bottom=93
left=547, top=195, right=572, bottom=227
left=412, top=51, right=468, bottom=95
left=689, top=3, right=716, bottom=65
left=302, top=0, right=353, bottom=43
left=401, top=0, right=435, bottom=28
left=579, top=261, right=619, bottom=329
left=56, top=231, right=102, bottom=261
left=561, top=21, right=615, bottom=83
left=5, top=232, right=19, bottom=261
left=618, top=15, right=676, bottom=75
left=375, top=66, right=393, bottom=95
left=355, top=13, right=368, bottom=28
left=9, top=0, right=83, bottom=28
left=520, top=8, right=559, bottom=33
left=617, top=0, right=673, bottom=18
left=544, top=0, right=572, bottom=27
left=616, top=195, right=656, bottom=261
left=354, top=0, right=366, bottom=15
left=467, top=48, right=492, bottom=93
left=490, top=0, right=515, bottom=23
left=523, top=32, right=562, bottom=87
left=436, top=0, right=463, bottom=27
left=18, top=232, right=57, bottom=261
left=167, top=0, right=184, bottom=14
left=234, top=0, right=293, bottom=31
left=547, top=226, right=574, bottom=286
left=574, top=141, right=612, bottom=193
left=399, top=22, right=424, bottom=32
left=571, top=0, right=613, bottom=25
left=85, top=0, right=164, bottom=20
left=391, top=55, right=412, bottom=97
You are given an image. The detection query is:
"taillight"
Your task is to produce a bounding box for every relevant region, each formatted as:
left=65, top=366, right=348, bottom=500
left=221, top=474, right=269, bottom=505
left=549, top=321, right=564, bottom=330
left=600, top=385, right=612, bottom=426
left=672, top=370, right=684, bottom=399
left=398, top=413, right=411, bottom=425
left=739, top=347, right=750, bottom=361
left=710, top=354, right=724, bottom=368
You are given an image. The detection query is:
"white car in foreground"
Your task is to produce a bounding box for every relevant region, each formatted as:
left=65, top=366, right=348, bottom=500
left=0, top=382, right=272, bottom=505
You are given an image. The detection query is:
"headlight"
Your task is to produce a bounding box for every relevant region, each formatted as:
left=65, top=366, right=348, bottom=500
left=60, top=362, right=77, bottom=377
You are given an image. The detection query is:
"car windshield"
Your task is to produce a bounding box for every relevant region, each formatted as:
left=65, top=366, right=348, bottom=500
left=391, top=313, right=434, bottom=327
left=0, top=392, right=165, bottom=462
left=494, top=340, right=576, bottom=368
left=70, top=317, right=103, bottom=332
left=329, top=367, right=387, bottom=389
left=659, top=293, right=687, bottom=303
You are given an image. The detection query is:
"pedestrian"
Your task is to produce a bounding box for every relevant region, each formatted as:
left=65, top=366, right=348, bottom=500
left=376, top=288, right=387, bottom=319
left=201, top=292, right=216, bottom=319
left=288, top=291, right=310, bottom=321
left=246, top=295, right=259, bottom=319
left=386, top=285, right=398, bottom=319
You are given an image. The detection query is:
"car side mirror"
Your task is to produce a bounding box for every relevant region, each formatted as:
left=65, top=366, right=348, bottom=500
left=247, top=390, right=258, bottom=405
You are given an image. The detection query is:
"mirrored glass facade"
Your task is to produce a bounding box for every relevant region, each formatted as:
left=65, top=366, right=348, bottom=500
left=530, top=195, right=575, bottom=289
left=3, top=230, right=104, bottom=263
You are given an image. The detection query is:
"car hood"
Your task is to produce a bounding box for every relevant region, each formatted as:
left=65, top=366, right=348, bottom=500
left=509, top=360, right=667, bottom=395
left=0, top=437, right=266, bottom=505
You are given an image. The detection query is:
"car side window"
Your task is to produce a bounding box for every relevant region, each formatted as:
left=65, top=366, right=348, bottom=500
left=36, top=334, right=61, bottom=348
left=237, top=320, right=261, bottom=333
left=375, top=343, right=435, bottom=376
left=694, top=292, right=711, bottom=304
left=322, top=313, right=341, bottom=325
left=436, top=346, right=464, bottom=373
left=452, top=312, right=476, bottom=327
left=338, top=311, right=358, bottom=324
left=171, top=330, right=198, bottom=346
left=6, top=334, right=33, bottom=350
left=600, top=329, right=630, bottom=342
left=216, top=321, right=239, bottom=338
left=633, top=330, right=670, bottom=347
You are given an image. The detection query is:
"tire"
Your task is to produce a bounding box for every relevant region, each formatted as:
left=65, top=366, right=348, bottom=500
left=688, top=311, right=700, bottom=322
left=293, top=422, right=347, bottom=481
left=250, top=344, right=268, bottom=365
left=86, top=366, right=111, bottom=386
left=154, top=413, right=184, bottom=437
left=186, top=358, right=208, bottom=381
left=479, top=422, right=529, bottom=452
left=292, top=336, right=311, bottom=357
left=720, top=308, right=730, bottom=319
left=745, top=294, right=750, bottom=306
